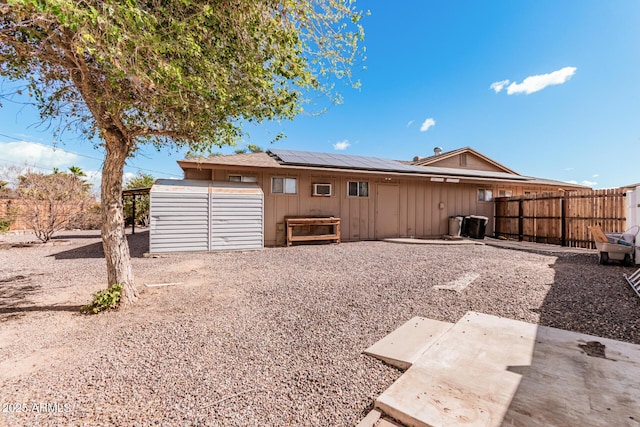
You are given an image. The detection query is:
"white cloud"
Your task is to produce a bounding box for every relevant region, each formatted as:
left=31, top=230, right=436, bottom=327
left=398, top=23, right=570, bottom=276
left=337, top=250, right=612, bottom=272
left=490, top=80, right=510, bottom=93
left=123, top=172, right=136, bottom=183
left=504, top=66, right=577, bottom=95
left=406, top=120, right=415, bottom=127
left=592, top=174, right=599, bottom=178
left=332, top=140, right=350, bottom=151
left=420, top=118, right=436, bottom=132
left=0, top=141, right=79, bottom=170
left=564, top=167, right=575, bottom=171
left=567, top=179, right=597, bottom=187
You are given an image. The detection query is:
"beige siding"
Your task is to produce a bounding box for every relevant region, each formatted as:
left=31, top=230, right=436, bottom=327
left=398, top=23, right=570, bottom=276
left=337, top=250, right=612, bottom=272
left=427, top=153, right=502, bottom=172
left=184, top=168, right=212, bottom=180
left=182, top=166, right=562, bottom=245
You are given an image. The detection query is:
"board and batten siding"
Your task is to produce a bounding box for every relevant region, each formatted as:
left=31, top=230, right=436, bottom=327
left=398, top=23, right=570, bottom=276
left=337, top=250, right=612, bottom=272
left=184, top=166, right=561, bottom=246
left=150, top=180, right=263, bottom=253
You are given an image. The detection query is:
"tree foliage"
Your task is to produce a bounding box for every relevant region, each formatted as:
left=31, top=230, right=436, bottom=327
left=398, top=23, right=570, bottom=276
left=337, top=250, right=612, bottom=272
left=15, top=170, right=92, bottom=242
left=0, top=0, right=366, bottom=305
left=123, top=172, right=154, bottom=227
left=0, top=0, right=365, bottom=149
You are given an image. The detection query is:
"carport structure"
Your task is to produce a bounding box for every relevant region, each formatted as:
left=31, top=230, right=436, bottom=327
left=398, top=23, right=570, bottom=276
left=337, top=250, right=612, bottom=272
left=122, top=186, right=151, bottom=235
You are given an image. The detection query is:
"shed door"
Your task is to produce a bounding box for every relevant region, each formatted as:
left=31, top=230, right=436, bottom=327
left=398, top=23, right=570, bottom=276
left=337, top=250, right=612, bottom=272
left=210, top=193, right=263, bottom=250
left=375, top=184, right=400, bottom=239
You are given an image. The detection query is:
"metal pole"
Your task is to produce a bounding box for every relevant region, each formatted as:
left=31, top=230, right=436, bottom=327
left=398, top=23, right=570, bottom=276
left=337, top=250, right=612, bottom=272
left=132, top=195, right=136, bottom=235
left=518, top=199, right=523, bottom=242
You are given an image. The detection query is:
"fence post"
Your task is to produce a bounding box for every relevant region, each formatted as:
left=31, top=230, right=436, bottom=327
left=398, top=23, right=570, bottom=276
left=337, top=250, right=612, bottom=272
left=560, top=196, right=566, bottom=246
left=518, top=199, right=523, bottom=242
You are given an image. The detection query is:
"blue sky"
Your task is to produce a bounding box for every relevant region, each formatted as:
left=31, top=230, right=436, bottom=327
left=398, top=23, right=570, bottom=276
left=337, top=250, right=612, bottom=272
left=1, top=1, right=640, bottom=189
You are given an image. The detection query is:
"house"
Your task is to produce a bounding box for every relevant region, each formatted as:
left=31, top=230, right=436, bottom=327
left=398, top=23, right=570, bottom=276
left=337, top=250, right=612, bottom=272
left=167, top=147, right=588, bottom=248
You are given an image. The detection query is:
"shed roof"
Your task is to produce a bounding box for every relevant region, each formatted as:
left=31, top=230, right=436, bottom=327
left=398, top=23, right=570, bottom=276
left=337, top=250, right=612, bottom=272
left=151, top=179, right=263, bottom=194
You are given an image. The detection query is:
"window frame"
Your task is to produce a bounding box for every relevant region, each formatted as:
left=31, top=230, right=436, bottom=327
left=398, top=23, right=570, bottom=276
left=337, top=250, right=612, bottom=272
left=477, top=188, right=493, bottom=202
left=228, top=174, right=257, bottom=183
left=347, top=181, right=369, bottom=198
left=312, top=183, right=332, bottom=197
left=271, top=176, right=297, bottom=195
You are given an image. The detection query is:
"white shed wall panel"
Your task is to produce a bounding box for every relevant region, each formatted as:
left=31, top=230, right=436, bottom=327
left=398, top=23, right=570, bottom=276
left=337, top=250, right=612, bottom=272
left=211, top=194, right=263, bottom=251
left=149, top=179, right=263, bottom=253
left=150, top=192, right=209, bottom=253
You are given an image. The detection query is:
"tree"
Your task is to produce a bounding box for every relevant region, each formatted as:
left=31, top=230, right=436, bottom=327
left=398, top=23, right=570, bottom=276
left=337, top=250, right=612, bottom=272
left=15, top=170, right=92, bottom=242
left=123, top=172, right=155, bottom=227
left=68, top=165, right=86, bottom=178
left=247, top=144, right=264, bottom=153
left=0, top=1, right=365, bottom=305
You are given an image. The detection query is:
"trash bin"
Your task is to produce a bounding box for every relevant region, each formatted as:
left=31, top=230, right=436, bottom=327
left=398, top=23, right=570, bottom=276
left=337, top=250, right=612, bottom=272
left=461, top=216, right=471, bottom=237
left=448, top=216, right=464, bottom=237
left=467, top=215, right=488, bottom=239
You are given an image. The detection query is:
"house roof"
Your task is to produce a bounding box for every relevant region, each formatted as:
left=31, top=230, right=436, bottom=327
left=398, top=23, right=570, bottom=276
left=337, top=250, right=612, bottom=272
left=412, top=146, right=519, bottom=175
left=269, top=149, right=428, bottom=173
left=178, top=152, right=281, bottom=169
left=178, top=148, right=589, bottom=189
left=620, top=182, right=640, bottom=190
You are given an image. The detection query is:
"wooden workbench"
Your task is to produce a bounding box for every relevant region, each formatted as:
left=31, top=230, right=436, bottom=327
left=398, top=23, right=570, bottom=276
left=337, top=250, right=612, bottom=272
left=285, top=217, right=341, bottom=246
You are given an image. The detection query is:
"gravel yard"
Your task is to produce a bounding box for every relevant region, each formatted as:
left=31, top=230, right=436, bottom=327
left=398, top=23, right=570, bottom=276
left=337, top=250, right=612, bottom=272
left=1, top=230, right=639, bottom=426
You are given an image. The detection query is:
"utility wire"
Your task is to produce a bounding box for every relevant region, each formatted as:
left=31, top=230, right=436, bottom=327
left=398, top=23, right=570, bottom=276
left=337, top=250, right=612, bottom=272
left=0, top=133, right=179, bottom=177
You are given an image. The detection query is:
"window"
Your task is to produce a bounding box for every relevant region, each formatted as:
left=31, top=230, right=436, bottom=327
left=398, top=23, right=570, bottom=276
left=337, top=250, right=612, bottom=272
left=229, top=175, right=257, bottom=183
left=460, top=153, right=467, bottom=167
left=272, top=177, right=297, bottom=194
left=477, top=189, right=493, bottom=202
left=348, top=181, right=369, bottom=197
left=312, top=183, right=332, bottom=196
left=498, top=189, right=513, bottom=197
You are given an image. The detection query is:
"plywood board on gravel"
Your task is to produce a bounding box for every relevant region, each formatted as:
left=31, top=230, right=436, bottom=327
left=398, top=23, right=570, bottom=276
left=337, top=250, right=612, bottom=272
left=364, top=317, right=453, bottom=370
left=375, top=311, right=640, bottom=427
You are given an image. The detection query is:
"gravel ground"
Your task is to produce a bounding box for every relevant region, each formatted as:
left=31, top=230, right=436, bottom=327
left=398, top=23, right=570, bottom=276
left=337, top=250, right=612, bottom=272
left=1, top=230, right=639, bottom=426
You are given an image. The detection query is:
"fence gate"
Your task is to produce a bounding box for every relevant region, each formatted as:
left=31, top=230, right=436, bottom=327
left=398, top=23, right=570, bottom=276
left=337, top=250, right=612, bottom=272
left=494, top=189, right=627, bottom=249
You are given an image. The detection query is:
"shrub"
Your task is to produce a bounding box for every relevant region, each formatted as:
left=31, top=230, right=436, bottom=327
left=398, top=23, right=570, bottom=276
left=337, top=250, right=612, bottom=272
left=82, top=284, right=123, bottom=314
left=66, top=204, right=102, bottom=230
left=0, top=218, right=11, bottom=232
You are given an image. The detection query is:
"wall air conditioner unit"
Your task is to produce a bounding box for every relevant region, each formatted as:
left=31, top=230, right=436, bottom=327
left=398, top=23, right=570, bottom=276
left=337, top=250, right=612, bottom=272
left=313, top=183, right=332, bottom=196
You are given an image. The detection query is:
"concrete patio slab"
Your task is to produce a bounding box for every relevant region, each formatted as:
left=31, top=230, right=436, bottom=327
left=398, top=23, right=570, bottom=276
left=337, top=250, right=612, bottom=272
left=383, top=238, right=484, bottom=245
left=364, top=317, right=454, bottom=370
left=372, top=312, right=640, bottom=427
left=355, top=409, right=381, bottom=427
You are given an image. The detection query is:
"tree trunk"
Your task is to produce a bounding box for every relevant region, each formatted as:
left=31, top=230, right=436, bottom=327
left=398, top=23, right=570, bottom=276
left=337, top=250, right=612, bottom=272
left=101, top=132, right=138, bottom=304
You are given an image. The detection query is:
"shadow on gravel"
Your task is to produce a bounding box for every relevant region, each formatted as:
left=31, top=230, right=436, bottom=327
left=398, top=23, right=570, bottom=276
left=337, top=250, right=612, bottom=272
left=51, top=233, right=101, bottom=240
left=500, top=252, right=640, bottom=425
left=0, top=275, right=42, bottom=307
left=537, top=253, right=640, bottom=343
left=0, top=304, right=83, bottom=315
left=52, top=231, right=149, bottom=260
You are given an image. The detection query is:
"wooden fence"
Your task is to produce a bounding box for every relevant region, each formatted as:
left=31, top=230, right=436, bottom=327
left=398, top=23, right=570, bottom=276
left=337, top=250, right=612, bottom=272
left=494, top=189, right=627, bottom=249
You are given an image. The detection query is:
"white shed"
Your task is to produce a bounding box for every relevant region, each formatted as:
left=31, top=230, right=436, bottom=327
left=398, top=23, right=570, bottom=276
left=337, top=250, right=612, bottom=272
left=149, top=179, right=263, bottom=253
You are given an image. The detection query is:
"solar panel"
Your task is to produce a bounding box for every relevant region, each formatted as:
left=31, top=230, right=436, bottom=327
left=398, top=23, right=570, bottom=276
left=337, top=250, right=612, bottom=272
left=269, top=149, right=427, bottom=173
left=267, top=149, right=528, bottom=180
